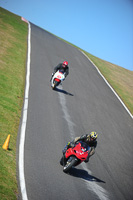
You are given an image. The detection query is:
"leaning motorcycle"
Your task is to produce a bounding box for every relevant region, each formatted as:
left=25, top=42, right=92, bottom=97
left=51, top=70, right=65, bottom=90
left=60, top=141, right=91, bottom=173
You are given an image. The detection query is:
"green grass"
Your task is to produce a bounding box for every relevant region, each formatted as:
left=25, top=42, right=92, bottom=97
left=83, top=52, right=133, bottom=114
left=57, top=37, right=133, bottom=114
left=0, top=5, right=133, bottom=200
left=0, top=7, right=28, bottom=199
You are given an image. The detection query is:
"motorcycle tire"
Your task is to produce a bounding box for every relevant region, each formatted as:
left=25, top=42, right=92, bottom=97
left=63, top=156, right=78, bottom=173
left=52, top=81, right=58, bottom=90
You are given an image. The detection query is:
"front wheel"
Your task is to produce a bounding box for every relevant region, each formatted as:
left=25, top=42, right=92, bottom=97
left=63, top=156, right=78, bottom=173
left=52, top=81, right=59, bottom=90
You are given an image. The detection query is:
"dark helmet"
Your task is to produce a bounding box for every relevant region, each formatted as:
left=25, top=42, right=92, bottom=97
left=62, top=61, right=68, bottom=67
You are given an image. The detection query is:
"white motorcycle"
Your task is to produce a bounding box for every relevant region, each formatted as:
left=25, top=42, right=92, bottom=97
left=51, top=70, right=65, bottom=90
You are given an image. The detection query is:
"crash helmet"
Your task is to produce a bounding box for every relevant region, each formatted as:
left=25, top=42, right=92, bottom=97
left=90, top=132, right=98, bottom=141
left=62, top=61, right=68, bottom=67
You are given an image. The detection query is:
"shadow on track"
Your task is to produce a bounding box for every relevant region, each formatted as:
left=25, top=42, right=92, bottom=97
left=67, top=168, right=106, bottom=183
left=54, top=88, right=74, bottom=96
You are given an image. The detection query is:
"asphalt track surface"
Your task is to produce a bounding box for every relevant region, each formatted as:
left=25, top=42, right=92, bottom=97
left=18, top=23, right=133, bottom=200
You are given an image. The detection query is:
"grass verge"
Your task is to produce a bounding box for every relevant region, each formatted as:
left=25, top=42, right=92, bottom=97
left=0, top=5, right=133, bottom=200
left=58, top=38, right=133, bottom=115
left=83, top=51, right=133, bottom=115
left=0, top=7, right=28, bottom=199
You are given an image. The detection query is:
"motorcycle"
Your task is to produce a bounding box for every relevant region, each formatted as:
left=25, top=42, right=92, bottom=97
left=60, top=141, right=91, bottom=173
left=51, top=70, right=65, bottom=90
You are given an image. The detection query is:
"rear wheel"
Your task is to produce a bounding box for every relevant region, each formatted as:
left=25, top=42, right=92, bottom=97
left=63, top=157, right=78, bottom=173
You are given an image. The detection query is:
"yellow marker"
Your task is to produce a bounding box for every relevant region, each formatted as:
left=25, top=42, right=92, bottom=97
left=2, top=135, right=10, bottom=150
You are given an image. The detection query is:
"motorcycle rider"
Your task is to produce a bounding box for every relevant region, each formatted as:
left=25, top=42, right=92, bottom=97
left=51, top=61, right=69, bottom=81
left=63, top=132, right=98, bottom=163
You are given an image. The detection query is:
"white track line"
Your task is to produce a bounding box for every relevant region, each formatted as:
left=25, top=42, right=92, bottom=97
left=18, top=23, right=118, bottom=200
left=81, top=162, right=109, bottom=200
left=81, top=51, right=133, bottom=119
left=58, top=85, right=109, bottom=200
left=19, top=22, right=31, bottom=200
left=58, top=87, right=75, bottom=139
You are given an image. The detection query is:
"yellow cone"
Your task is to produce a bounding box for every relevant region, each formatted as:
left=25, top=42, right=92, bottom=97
left=2, top=135, right=10, bottom=150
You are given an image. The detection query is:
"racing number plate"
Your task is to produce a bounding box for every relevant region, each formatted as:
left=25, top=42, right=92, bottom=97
left=57, top=75, right=62, bottom=79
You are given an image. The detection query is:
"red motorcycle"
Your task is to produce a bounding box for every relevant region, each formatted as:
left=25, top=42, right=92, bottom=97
left=60, top=141, right=91, bottom=173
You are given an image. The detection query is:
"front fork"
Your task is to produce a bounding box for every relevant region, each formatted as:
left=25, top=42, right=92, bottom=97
left=62, top=154, right=66, bottom=166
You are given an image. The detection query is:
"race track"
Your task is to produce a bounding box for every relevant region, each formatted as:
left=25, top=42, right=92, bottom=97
left=18, top=23, right=133, bottom=200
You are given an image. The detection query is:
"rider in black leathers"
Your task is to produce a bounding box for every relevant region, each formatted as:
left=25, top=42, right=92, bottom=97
left=51, top=61, right=69, bottom=81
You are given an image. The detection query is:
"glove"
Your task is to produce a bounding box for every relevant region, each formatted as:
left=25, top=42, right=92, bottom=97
left=62, top=142, right=70, bottom=154
left=70, top=141, right=75, bottom=147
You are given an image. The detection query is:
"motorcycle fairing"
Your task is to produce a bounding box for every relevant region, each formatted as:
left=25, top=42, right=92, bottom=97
left=65, top=141, right=90, bottom=161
